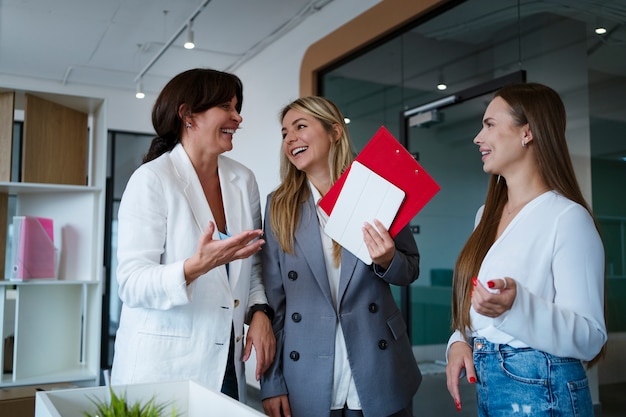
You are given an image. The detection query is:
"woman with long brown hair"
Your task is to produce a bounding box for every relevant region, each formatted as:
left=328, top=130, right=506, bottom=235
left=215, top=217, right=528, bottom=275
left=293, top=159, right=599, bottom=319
left=446, top=83, right=606, bottom=416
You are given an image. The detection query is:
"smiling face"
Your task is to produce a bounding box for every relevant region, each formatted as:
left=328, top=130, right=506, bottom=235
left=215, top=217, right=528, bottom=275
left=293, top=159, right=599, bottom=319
left=281, top=108, right=335, bottom=178
left=188, top=95, right=242, bottom=155
left=473, top=96, right=530, bottom=176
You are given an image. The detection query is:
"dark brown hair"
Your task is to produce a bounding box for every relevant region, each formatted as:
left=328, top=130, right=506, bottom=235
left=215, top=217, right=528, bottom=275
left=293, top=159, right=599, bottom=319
left=143, top=68, right=243, bottom=163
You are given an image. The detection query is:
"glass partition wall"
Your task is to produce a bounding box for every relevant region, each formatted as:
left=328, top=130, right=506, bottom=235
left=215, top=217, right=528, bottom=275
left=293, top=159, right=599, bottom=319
left=321, top=0, right=626, bottom=362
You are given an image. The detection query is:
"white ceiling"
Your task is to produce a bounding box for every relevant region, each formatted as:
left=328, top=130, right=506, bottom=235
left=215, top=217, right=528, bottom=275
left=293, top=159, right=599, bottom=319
left=0, top=0, right=335, bottom=95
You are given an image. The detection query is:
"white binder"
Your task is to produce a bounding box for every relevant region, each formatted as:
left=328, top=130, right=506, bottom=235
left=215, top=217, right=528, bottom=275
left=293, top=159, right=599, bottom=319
left=323, top=161, right=405, bottom=265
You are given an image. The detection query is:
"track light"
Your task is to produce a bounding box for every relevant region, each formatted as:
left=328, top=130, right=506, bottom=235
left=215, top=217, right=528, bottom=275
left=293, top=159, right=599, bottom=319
left=184, top=21, right=195, bottom=49
left=135, top=79, right=145, bottom=99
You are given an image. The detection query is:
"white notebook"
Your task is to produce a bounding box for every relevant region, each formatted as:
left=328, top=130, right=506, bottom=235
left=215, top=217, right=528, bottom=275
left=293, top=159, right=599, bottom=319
left=324, top=161, right=405, bottom=265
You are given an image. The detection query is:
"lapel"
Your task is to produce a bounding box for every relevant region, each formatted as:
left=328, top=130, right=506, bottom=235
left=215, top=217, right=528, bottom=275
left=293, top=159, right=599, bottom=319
left=219, top=157, right=244, bottom=290
left=294, top=196, right=335, bottom=306
left=338, top=246, right=358, bottom=305
left=169, top=144, right=230, bottom=287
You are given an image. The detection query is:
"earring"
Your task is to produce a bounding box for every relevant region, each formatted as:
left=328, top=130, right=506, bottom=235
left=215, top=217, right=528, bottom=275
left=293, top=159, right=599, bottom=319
left=186, top=122, right=192, bottom=129
left=522, top=136, right=528, bottom=148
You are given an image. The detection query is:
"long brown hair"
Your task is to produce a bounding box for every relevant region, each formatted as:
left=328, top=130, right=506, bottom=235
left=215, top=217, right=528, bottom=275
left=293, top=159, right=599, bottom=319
left=451, top=82, right=605, bottom=365
left=143, top=68, right=243, bottom=163
left=269, top=96, right=354, bottom=265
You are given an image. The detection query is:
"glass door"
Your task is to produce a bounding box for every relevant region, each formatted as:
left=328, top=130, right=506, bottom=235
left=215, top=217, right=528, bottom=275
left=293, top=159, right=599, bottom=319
left=400, top=73, right=525, bottom=358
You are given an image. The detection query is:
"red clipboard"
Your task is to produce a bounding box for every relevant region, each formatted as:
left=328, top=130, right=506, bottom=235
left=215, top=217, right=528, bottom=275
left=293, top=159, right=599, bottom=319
left=319, top=126, right=440, bottom=237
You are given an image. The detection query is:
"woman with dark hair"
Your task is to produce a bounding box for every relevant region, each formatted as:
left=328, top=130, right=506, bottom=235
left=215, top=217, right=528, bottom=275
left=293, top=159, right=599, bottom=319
left=260, top=96, right=421, bottom=417
left=445, top=83, right=607, bottom=416
left=111, top=68, right=275, bottom=402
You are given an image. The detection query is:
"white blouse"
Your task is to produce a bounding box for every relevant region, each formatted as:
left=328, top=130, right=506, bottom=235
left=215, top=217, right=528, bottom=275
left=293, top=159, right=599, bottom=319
left=448, top=191, right=607, bottom=361
left=309, top=181, right=362, bottom=411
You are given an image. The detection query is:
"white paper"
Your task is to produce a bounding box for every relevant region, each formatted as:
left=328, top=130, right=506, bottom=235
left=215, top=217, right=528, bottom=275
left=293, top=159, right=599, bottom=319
left=324, top=161, right=405, bottom=265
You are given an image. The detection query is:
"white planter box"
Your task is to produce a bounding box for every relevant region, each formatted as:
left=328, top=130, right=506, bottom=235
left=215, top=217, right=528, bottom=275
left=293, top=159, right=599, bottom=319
left=35, top=380, right=266, bottom=417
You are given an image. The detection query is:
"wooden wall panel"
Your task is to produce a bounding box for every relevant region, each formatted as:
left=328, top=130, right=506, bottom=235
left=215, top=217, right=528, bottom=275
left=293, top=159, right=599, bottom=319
left=300, top=0, right=450, bottom=96
left=0, top=92, right=14, bottom=278
left=22, top=94, right=88, bottom=185
left=0, top=92, right=14, bottom=181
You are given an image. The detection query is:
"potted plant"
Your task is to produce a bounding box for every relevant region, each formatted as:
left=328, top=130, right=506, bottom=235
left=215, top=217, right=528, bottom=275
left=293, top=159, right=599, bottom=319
left=83, top=386, right=180, bottom=417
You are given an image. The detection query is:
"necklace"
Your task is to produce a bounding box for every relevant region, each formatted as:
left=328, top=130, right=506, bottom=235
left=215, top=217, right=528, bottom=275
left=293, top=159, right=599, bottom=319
left=504, top=202, right=523, bottom=216
left=504, top=189, right=550, bottom=216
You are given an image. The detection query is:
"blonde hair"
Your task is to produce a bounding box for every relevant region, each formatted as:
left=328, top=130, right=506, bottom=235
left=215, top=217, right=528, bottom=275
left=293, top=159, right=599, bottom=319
left=269, top=96, right=354, bottom=265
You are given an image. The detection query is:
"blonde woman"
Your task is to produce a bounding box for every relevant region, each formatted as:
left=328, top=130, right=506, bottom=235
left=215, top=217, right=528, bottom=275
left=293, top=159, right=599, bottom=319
left=260, top=96, right=422, bottom=417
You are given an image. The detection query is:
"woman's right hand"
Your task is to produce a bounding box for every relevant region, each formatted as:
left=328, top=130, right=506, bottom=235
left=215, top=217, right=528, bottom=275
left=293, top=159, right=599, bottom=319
left=446, top=341, right=476, bottom=412
left=184, top=221, right=265, bottom=283
left=262, top=395, right=291, bottom=417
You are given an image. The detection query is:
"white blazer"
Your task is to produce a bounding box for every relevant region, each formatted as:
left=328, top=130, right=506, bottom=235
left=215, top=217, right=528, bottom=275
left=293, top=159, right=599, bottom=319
left=111, top=144, right=267, bottom=401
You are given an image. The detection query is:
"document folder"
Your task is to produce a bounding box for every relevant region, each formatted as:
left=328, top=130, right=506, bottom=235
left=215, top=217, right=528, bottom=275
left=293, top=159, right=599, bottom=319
left=319, top=126, right=440, bottom=237
left=323, top=161, right=405, bottom=265
left=10, top=216, right=56, bottom=280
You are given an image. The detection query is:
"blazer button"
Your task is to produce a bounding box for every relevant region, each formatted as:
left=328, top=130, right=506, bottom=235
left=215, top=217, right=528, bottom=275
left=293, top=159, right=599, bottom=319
left=378, top=339, right=388, bottom=350
left=234, top=299, right=240, bottom=308
left=236, top=335, right=243, bottom=343
left=289, top=351, right=300, bottom=361
left=292, top=312, right=302, bottom=322
left=288, top=271, right=298, bottom=280
left=368, top=303, right=378, bottom=313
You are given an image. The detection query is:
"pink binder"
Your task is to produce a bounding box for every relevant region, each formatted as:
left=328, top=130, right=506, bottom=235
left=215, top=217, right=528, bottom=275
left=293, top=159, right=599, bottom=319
left=10, top=216, right=56, bottom=280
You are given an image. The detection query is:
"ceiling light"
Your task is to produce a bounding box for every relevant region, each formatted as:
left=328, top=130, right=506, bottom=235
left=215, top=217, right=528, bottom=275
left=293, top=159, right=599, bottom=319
left=437, top=71, right=447, bottom=91
left=184, top=21, right=195, bottom=49
left=595, top=26, right=607, bottom=35
left=135, top=79, right=145, bottom=99
left=344, top=117, right=351, bottom=124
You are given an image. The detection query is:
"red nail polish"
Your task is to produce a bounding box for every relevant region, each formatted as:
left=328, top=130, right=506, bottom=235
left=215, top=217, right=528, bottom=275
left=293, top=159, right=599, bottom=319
left=469, top=376, right=476, bottom=383
left=472, top=277, right=478, bottom=286
left=455, top=400, right=461, bottom=412
left=487, top=280, right=495, bottom=288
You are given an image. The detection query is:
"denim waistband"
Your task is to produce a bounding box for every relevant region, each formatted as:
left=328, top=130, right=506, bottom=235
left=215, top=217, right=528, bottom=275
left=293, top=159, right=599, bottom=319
left=473, top=337, right=582, bottom=364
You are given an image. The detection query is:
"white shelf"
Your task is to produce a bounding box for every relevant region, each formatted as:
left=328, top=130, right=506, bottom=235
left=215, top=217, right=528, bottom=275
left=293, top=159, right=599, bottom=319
left=1, top=87, right=106, bottom=389
left=0, top=182, right=101, bottom=194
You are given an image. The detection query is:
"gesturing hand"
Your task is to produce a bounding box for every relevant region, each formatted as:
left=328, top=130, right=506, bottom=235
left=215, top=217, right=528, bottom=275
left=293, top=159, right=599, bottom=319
left=471, top=276, right=516, bottom=318
left=184, top=221, right=265, bottom=283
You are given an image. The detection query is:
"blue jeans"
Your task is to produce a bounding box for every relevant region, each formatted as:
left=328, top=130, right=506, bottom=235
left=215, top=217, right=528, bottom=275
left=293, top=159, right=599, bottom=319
left=472, top=338, right=593, bottom=416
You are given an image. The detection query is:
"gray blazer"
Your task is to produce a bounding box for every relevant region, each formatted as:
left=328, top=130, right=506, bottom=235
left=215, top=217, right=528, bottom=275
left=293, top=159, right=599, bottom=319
left=260, top=193, right=422, bottom=417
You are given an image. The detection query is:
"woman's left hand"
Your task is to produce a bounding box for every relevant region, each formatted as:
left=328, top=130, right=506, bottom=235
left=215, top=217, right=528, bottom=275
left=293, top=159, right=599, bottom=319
left=362, top=219, right=395, bottom=269
left=472, top=277, right=517, bottom=317
left=243, top=312, right=276, bottom=381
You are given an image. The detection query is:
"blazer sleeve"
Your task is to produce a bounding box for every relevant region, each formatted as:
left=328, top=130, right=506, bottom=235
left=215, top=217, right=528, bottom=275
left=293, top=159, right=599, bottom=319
left=243, top=171, right=268, bottom=309
left=259, top=194, right=289, bottom=399
left=116, top=164, right=190, bottom=310
left=375, top=224, right=420, bottom=286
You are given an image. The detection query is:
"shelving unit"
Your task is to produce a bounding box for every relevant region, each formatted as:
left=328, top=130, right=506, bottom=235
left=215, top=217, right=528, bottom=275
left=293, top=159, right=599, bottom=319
left=0, top=88, right=106, bottom=389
